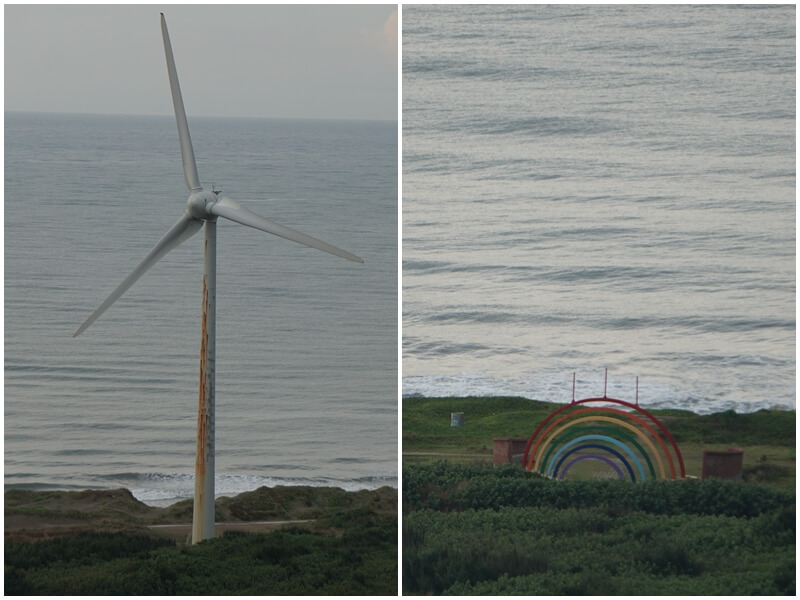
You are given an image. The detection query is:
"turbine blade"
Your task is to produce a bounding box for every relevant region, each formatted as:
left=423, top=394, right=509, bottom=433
left=160, top=13, right=202, bottom=193
left=74, top=214, right=203, bottom=337
left=210, top=197, right=364, bottom=264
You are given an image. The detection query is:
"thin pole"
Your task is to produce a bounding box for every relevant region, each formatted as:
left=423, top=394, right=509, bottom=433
left=193, top=219, right=216, bottom=544
left=604, top=368, right=608, bottom=398
left=572, top=372, right=576, bottom=403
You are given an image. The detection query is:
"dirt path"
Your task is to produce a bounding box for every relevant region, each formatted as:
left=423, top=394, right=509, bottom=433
left=146, top=519, right=316, bottom=541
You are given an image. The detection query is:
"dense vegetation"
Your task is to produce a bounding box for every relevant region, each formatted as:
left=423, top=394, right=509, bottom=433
left=5, top=487, right=397, bottom=595
left=7, top=518, right=396, bottom=595
left=403, top=397, right=795, bottom=596
left=403, top=461, right=795, bottom=595
left=404, top=461, right=794, bottom=517
left=7, top=520, right=396, bottom=595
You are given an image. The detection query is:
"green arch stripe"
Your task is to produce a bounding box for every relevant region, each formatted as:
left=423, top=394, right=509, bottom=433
left=541, top=423, right=657, bottom=479
left=546, top=434, right=648, bottom=482
left=532, top=413, right=668, bottom=479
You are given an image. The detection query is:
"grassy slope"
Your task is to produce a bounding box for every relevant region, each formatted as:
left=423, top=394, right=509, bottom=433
left=5, top=485, right=397, bottom=540
left=403, top=396, right=795, bottom=486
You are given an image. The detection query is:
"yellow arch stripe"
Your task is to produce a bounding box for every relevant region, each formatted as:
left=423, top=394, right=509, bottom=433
left=526, top=406, right=677, bottom=477
left=533, top=415, right=667, bottom=479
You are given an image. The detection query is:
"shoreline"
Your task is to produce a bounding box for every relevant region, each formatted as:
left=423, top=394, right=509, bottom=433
left=5, top=484, right=397, bottom=543
left=4, top=477, right=399, bottom=509
left=401, top=384, right=796, bottom=415
left=402, top=393, right=796, bottom=415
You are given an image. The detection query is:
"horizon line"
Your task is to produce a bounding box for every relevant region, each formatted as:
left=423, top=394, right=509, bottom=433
left=4, top=108, right=397, bottom=124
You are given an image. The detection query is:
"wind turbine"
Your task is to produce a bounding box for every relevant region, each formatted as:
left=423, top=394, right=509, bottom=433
left=74, top=13, right=363, bottom=544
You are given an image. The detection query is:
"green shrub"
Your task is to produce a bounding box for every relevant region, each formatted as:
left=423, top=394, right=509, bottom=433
left=403, top=462, right=796, bottom=596
left=404, top=461, right=794, bottom=518
left=6, top=522, right=397, bottom=595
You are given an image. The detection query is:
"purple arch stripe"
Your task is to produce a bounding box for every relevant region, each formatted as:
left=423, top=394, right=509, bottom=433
left=559, top=454, right=625, bottom=480
left=553, top=443, right=636, bottom=482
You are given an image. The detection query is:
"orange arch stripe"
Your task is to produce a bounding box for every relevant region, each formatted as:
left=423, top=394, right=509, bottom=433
left=526, top=406, right=677, bottom=479
left=533, top=415, right=667, bottom=479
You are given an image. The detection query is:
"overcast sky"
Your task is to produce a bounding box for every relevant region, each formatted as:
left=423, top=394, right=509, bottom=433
left=4, top=4, right=397, bottom=121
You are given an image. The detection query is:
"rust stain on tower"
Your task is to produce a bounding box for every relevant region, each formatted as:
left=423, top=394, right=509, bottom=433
left=196, top=272, right=210, bottom=481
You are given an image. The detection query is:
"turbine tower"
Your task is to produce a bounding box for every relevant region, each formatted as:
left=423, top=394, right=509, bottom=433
left=74, top=13, right=363, bottom=544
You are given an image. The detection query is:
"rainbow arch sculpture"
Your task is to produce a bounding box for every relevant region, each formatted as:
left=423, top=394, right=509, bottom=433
left=523, top=397, right=685, bottom=481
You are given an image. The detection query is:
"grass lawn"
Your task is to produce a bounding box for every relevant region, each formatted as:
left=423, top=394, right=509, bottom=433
left=403, top=396, right=795, bottom=487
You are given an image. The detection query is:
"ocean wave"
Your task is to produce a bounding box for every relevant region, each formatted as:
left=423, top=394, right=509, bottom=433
left=402, top=373, right=795, bottom=416
left=113, top=471, right=397, bottom=507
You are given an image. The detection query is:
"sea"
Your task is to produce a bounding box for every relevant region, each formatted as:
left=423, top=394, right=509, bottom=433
left=402, top=5, right=795, bottom=415
left=5, top=112, right=397, bottom=506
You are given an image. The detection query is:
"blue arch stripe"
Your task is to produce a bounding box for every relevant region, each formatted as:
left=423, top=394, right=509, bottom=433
left=546, top=434, right=646, bottom=481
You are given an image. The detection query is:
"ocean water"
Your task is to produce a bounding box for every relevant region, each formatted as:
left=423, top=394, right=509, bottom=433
left=5, top=111, right=397, bottom=505
left=402, top=5, right=795, bottom=414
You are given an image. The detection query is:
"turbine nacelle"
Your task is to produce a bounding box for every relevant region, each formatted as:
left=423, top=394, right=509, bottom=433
left=187, top=189, right=219, bottom=220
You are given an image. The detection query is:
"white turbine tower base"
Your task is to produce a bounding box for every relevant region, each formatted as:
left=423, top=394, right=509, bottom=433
left=74, top=14, right=363, bottom=545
